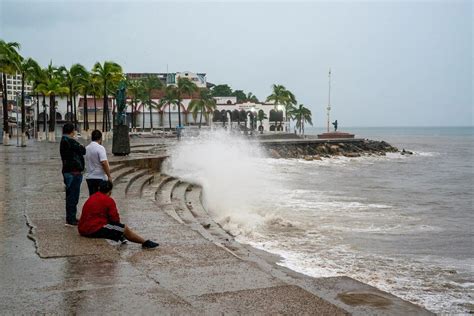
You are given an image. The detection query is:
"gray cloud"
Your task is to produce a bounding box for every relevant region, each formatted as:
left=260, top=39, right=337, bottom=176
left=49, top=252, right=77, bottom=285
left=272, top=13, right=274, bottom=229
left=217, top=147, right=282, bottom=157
left=1, top=0, right=472, bottom=126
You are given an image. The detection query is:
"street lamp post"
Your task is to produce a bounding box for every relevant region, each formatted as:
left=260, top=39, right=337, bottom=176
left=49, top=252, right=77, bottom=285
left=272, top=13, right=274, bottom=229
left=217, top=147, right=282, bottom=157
left=326, top=68, right=332, bottom=133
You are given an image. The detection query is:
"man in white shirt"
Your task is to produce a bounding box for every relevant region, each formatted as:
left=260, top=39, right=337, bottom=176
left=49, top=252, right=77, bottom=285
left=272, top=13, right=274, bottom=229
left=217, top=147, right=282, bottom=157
left=85, top=130, right=112, bottom=196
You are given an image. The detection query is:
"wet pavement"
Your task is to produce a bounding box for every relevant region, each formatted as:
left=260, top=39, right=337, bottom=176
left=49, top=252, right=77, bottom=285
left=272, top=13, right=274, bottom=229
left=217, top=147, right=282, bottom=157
left=0, top=139, right=433, bottom=315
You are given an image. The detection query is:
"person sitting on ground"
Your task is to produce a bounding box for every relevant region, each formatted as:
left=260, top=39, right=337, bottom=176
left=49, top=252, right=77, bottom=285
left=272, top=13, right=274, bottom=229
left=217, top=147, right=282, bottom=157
left=78, top=181, right=159, bottom=249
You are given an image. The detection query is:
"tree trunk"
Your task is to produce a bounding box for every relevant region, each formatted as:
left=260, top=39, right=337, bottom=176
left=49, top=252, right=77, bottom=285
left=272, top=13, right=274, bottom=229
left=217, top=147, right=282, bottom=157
left=73, top=93, right=77, bottom=130
left=142, top=103, right=145, bottom=132
left=131, top=101, right=134, bottom=130
left=177, top=100, right=182, bottom=127
left=149, top=103, right=153, bottom=130
left=42, top=95, right=46, bottom=133
left=21, top=76, right=25, bottom=133
left=102, top=81, right=107, bottom=132
left=36, top=93, right=40, bottom=132
left=68, top=84, right=73, bottom=121
left=84, top=92, right=89, bottom=131
left=2, top=74, right=9, bottom=134
left=49, top=94, right=55, bottom=133
left=94, top=95, right=97, bottom=130
left=168, top=104, right=172, bottom=129
left=199, top=109, right=203, bottom=128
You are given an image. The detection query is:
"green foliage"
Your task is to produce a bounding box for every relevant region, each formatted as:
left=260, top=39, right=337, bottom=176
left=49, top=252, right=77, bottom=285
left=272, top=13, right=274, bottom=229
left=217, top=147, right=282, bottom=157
left=176, top=77, right=198, bottom=127
left=266, top=84, right=296, bottom=109
left=0, top=40, right=21, bottom=75
left=211, top=84, right=233, bottom=97
left=139, top=75, right=163, bottom=129
left=188, top=88, right=217, bottom=128
left=289, top=104, right=313, bottom=135
left=232, top=90, right=246, bottom=102
left=159, top=85, right=179, bottom=129
left=246, top=92, right=259, bottom=103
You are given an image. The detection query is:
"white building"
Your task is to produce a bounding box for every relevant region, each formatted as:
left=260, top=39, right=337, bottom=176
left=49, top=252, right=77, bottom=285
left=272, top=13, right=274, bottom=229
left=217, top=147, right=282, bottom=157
left=213, top=99, right=285, bottom=132
left=2, top=72, right=34, bottom=99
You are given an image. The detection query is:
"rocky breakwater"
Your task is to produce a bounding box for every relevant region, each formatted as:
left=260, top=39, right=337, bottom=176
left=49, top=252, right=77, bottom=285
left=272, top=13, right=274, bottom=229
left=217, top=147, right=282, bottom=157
left=263, top=139, right=399, bottom=160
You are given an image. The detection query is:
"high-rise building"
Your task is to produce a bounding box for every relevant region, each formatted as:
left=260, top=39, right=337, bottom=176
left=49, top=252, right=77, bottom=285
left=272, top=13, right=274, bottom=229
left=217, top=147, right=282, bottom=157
left=1, top=72, right=34, bottom=98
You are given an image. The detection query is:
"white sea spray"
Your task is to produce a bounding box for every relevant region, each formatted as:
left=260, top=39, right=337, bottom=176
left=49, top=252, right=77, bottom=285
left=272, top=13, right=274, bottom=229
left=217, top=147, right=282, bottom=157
left=162, top=130, right=289, bottom=234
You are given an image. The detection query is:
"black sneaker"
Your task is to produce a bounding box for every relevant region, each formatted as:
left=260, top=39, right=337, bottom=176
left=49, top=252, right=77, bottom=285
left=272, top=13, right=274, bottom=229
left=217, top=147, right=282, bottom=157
left=142, top=240, right=159, bottom=249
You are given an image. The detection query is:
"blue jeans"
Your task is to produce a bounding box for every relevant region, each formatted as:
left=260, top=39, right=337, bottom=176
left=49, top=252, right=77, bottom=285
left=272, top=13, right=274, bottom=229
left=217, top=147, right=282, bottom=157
left=63, top=173, right=83, bottom=223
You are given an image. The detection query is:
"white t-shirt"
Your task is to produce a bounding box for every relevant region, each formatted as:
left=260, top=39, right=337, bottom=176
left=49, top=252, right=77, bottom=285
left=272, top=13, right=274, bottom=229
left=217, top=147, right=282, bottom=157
left=85, top=141, right=108, bottom=180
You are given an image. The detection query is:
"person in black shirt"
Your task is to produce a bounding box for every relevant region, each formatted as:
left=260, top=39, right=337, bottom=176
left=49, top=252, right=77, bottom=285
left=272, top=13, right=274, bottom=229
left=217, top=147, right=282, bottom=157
left=59, top=123, right=86, bottom=226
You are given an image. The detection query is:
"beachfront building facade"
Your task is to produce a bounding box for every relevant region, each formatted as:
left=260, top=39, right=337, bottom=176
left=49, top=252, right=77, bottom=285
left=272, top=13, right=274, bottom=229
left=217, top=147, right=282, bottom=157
left=212, top=98, right=286, bottom=132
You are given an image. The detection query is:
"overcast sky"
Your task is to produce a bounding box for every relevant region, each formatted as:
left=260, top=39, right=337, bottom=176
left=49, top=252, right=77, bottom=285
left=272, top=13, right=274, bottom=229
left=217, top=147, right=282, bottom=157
left=1, top=0, right=472, bottom=127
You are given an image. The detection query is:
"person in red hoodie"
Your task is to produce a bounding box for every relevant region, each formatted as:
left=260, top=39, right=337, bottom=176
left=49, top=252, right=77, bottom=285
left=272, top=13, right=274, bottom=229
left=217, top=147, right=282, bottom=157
left=78, top=180, right=159, bottom=249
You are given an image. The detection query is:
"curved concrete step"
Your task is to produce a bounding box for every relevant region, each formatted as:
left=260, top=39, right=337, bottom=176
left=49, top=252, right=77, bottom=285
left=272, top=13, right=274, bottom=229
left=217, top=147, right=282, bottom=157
left=114, top=168, right=148, bottom=195
left=171, top=183, right=198, bottom=224
left=142, top=174, right=172, bottom=200
left=137, top=173, right=156, bottom=198
left=110, top=163, right=127, bottom=174
left=111, top=166, right=136, bottom=185
left=124, top=169, right=151, bottom=196
left=156, top=179, right=183, bottom=224
left=184, top=185, right=249, bottom=258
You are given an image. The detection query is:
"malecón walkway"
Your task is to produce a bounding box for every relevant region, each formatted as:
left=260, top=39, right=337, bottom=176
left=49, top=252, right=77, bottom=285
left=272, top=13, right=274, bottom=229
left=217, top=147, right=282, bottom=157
left=0, top=140, right=432, bottom=315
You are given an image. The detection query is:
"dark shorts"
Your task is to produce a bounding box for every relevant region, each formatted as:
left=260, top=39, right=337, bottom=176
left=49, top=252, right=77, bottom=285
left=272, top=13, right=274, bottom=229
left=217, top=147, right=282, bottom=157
left=87, top=223, right=125, bottom=242
left=86, top=179, right=107, bottom=196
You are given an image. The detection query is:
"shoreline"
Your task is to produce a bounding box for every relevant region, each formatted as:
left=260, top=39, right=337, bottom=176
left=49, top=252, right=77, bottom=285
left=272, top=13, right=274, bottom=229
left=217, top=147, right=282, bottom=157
left=0, top=139, right=433, bottom=314
left=119, top=141, right=434, bottom=314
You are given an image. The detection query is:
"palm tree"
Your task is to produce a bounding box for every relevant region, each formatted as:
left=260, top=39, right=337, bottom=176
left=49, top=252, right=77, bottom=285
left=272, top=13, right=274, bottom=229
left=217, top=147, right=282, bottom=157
left=36, top=76, right=69, bottom=141
left=92, top=61, right=123, bottom=132
left=0, top=40, right=21, bottom=143
left=266, top=84, right=297, bottom=132
left=30, top=65, right=47, bottom=137
left=59, top=64, right=88, bottom=130
left=246, top=92, right=259, bottom=103
left=126, top=79, right=144, bottom=132
left=32, top=66, right=51, bottom=137
left=159, top=85, right=179, bottom=130
left=176, top=77, right=198, bottom=127
left=290, top=104, right=313, bottom=135
left=17, top=56, right=40, bottom=146
left=140, top=75, right=162, bottom=132
left=76, top=68, right=91, bottom=133
left=188, top=88, right=217, bottom=128
left=88, top=75, right=101, bottom=131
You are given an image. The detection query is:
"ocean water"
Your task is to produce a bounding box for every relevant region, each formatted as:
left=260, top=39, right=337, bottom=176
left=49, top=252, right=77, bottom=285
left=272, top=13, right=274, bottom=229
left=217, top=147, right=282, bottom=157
left=164, top=127, right=474, bottom=314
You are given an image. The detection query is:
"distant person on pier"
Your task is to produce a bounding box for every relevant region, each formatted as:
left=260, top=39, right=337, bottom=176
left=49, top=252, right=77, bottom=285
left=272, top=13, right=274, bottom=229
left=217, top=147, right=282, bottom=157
left=332, top=120, right=338, bottom=132
left=60, top=123, right=86, bottom=226
left=85, top=130, right=112, bottom=196
left=78, top=181, right=159, bottom=249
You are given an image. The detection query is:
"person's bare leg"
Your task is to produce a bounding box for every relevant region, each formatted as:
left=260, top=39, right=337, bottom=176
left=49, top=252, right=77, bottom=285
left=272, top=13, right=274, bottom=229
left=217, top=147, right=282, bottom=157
left=123, top=225, right=146, bottom=244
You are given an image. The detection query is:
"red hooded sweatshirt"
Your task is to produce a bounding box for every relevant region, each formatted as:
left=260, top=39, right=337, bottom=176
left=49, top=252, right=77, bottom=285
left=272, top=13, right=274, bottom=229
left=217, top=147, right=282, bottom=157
left=78, top=192, right=121, bottom=235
